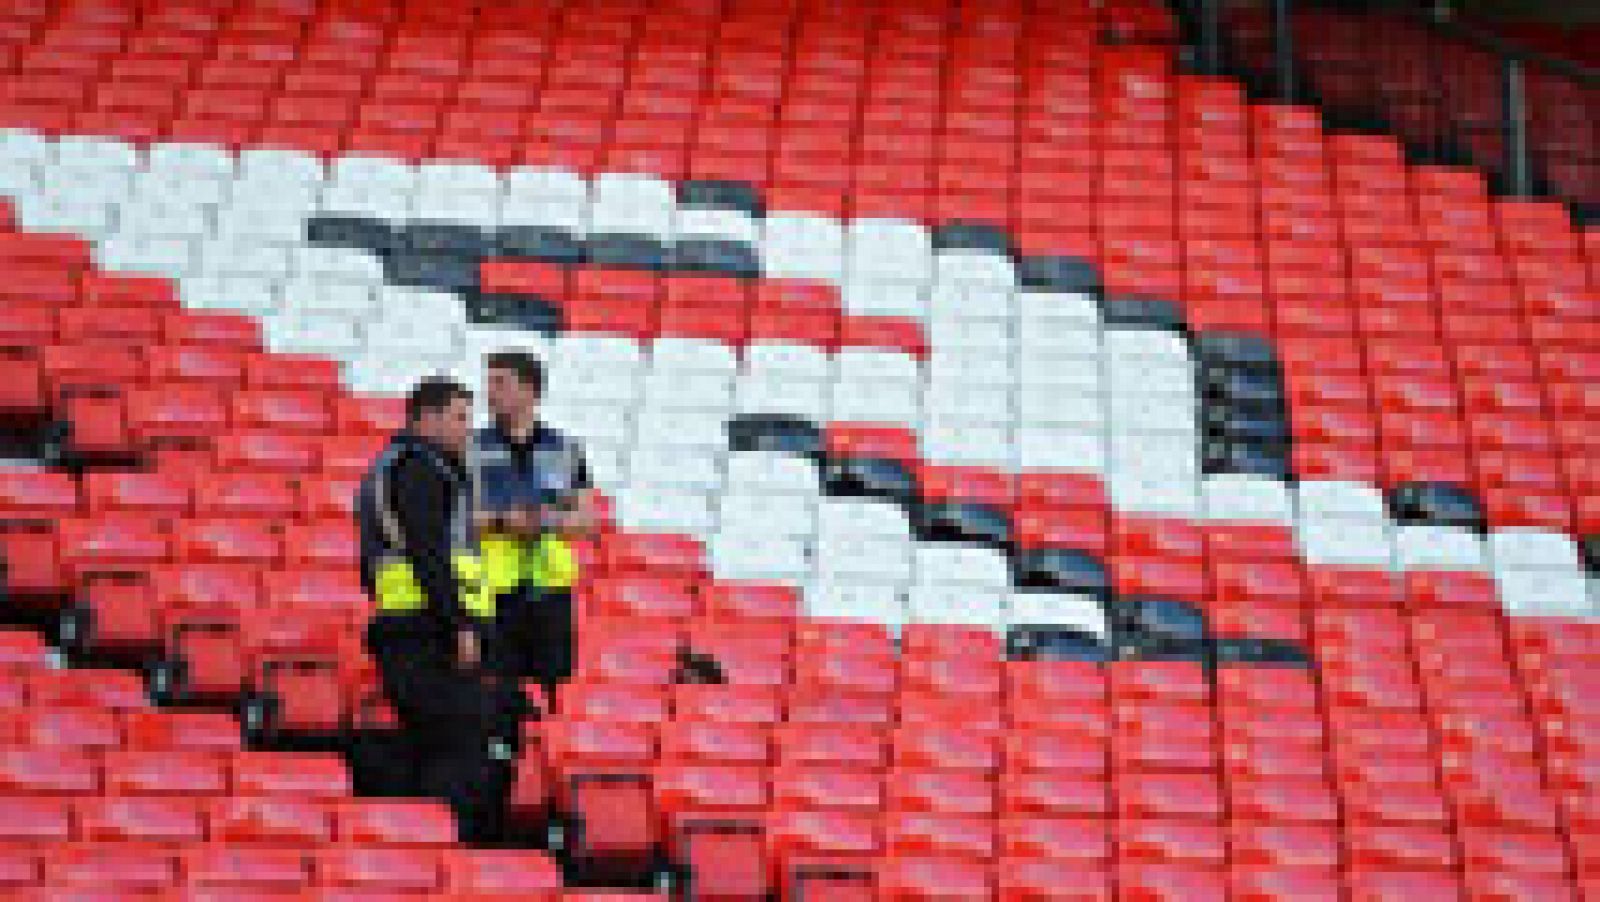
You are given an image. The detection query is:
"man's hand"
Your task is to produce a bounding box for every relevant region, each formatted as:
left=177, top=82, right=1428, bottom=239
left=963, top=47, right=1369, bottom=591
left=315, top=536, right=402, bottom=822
left=553, top=490, right=601, bottom=539
left=500, top=506, right=541, bottom=536
left=456, top=627, right=481, bottom=669
left=473, top=511, right=504, bottom=533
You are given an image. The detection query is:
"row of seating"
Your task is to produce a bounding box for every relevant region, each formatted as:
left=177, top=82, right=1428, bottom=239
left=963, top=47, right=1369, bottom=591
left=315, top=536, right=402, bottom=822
left=23, top=508, right=1569, bottom=630
left=535, top=701, right=1579, bottom=774
left=512, top=769, right=1588, bottom=896
left=20, top=844, right=1564, bottom=901
left=543, top=755, right=1583, bottom=851
left=12, top=490, right=1581, bottom=601
left=10, top=130, right=1594, bottom=223
left=6, top=514, right=357, bottom=593
left=0, top=842, right=566, bottom=896
left=0, top=748, right=1566, bottom=844
left=0, top=0, right=1169, bottom=59
left=9, top=140, right=1590, bottom=281
left=536, top=669, right=1594, bottom=743
left=0, top=744, right=352, bottom=798
left=48, top=145, right=1598, bottom=227
left=0, top=794, right=459, bottom=845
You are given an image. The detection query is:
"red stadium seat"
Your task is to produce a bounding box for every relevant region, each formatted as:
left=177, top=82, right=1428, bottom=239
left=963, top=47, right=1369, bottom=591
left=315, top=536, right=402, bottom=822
left=102, top=750, right=229, bottom=796
left=1230, top=867, right=1343, bottom=901
left=1000, top=856, right=1111, bottom=900
left=181, top=845, right=311, bottom=892
left=878, top=856, right=992, bottom=900
left=0, top=796, right=72, bottom=844
left=334, top=800, right=457, bottom=847
left=0, top=747, right=99, bottom=795
left=658, top=720, right=771, bottom=765
left=120, top=713, right=240, bottom=754
left=76, top=795, right=206, bottom=844
left=212, top=431, right=321, bottom=474
left=26, top=667, right=148, bottom=710
left=775, top=723, right=887, bottom=770
left=699, top=582, right=801, bottom=622
left=3, top=705, right=121, bottom=749
left=565, top=769, right=657, bottom=883
left=44, top=843, right=178, bottom=892
left=440, top=849, right=562, bottom=898
left=230, top=752, right=351, bottom=799
left=0, top=470, right=80, bottom=520
left=209, top=797, right=334, bottom=846
left=557, top=683, right=669, bottom=725
left=887, top=769, right=995, bottom=816
left=312, top=846, right=442, bottom=893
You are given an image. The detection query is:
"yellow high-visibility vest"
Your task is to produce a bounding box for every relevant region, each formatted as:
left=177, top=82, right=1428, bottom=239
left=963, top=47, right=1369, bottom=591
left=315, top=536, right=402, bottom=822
left=468, top=426, right=585, bottom=595
left=373, top=552, right=497, bottom=619
left=478, top=532, right=579, bottom=593
left=526, top=533, right=578, bottom=590
left=479, top=533, right=526, bottom=595
left=363, top=439, right=496, bottom=620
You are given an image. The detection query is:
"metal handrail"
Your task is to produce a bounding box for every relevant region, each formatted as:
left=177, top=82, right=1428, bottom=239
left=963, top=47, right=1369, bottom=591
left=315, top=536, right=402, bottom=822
left=1426, top=10, right=1600, bottom=86
left=1183, top=0, right=1597, bottom=214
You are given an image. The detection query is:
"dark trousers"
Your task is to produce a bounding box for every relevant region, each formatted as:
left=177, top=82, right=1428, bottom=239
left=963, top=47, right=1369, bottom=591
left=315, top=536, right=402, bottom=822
left=491, top=585, right=575, bottom=699
left=364, top=615, right=524, bottom=843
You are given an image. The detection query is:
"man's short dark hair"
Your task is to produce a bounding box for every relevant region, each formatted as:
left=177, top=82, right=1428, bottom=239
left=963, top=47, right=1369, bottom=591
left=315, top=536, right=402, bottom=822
left=485, top=351, right=545, bottom=396
left=406, top=376, right=472, bottom=425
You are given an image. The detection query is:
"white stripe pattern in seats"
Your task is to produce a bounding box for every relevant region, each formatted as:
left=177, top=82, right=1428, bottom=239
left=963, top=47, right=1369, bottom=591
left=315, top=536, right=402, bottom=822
left=0, top=129, right=1589, bottom=622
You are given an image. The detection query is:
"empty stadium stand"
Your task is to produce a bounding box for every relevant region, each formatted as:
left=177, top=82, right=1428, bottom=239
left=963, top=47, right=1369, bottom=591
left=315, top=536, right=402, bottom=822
left=0, top=0, right=1593, bottom=897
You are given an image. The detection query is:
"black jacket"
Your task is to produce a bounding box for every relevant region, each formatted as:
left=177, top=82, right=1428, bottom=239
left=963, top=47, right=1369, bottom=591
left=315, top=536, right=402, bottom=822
left=356, top=432, right=476, bottom=634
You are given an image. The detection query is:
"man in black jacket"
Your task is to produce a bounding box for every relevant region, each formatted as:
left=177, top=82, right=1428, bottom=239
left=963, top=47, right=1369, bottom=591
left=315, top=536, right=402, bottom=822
left=355, top=376, right=522, bottom=843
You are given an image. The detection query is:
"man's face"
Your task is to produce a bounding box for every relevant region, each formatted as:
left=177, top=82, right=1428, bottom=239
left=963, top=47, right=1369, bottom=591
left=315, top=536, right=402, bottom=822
left=486, top=366, right=538, bottom=425
left=419, top=396, right=474, bottom=456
